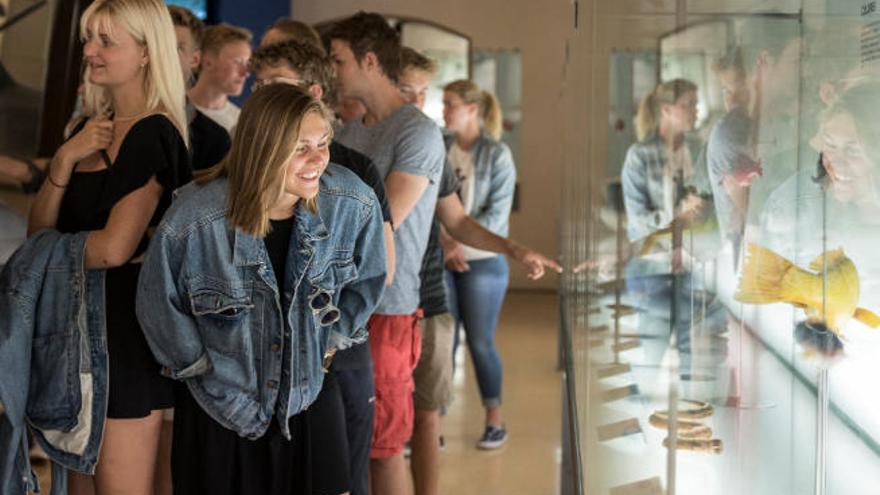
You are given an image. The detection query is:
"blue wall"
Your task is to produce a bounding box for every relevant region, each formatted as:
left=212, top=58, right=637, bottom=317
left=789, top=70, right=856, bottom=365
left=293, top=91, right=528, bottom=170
left=207, top=0, right=291, bottom=104
left=208, top=0, right=289, bottom=39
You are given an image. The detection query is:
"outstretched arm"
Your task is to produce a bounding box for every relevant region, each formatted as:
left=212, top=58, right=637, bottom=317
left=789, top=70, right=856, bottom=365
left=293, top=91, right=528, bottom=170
left=436, top=193, right=561, bottom=280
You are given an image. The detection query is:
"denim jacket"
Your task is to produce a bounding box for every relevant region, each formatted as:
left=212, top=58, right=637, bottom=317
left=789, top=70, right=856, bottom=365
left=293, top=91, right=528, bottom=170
left=444, top=130, right=516, bottom=237
left=136, top=163, right=386, bottom=440
left=621, top=132, right=708, bottom=242
left=0, top=230, right=108, bottom=495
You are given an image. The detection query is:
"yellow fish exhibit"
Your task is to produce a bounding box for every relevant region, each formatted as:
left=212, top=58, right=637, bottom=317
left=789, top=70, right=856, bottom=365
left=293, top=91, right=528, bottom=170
left=735, top=243, right=880, bottom=335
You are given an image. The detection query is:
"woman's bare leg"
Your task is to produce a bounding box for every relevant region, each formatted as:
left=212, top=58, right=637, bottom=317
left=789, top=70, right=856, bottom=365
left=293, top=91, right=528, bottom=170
left=92, top=411, right=163, bottom=495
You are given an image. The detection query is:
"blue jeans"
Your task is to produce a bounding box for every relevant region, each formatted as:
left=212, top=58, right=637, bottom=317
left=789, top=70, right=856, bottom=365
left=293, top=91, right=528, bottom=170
left=446, top=256, right=509, bottom=409
left=624, top=258, right=699, bottom=360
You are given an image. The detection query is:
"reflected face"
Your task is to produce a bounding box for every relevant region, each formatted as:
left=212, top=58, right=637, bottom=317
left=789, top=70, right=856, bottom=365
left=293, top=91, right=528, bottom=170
left=174, top=25, right=200, bottom=83
left=399, top=68, right=432, bottom=110
left=664, top=90, right=698, bottom=133
left=330, top=40, right=365, bottom=99
left=283, top=111, right=331, bottom=200
left=83, top=18, right=146, bottom=88
left=815, top=111, right=875, bottom=203
left=442, top=91, right=477, bottom=132
left=202, top=41, right=251, bottom=96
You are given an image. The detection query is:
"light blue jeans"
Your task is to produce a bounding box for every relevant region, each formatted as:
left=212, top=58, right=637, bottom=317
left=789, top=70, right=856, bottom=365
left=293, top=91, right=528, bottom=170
left=446, top=256, right=509, bottom=409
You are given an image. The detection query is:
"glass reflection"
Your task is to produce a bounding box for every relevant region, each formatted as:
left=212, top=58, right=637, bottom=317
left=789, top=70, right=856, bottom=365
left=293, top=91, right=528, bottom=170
left=567, top=2, right=880, bottom=493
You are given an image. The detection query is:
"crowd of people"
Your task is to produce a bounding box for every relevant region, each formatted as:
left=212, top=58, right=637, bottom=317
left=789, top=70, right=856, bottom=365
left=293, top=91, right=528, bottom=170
left=0, top=2, right=562, bottom=495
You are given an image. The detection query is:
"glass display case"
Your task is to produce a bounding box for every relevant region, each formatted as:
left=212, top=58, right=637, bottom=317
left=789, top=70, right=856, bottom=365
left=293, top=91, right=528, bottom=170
left=560, top=1, right=880, bottom=493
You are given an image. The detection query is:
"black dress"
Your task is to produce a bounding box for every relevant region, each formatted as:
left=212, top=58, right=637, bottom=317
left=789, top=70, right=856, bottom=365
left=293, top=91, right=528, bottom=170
left=56, top=114, right=191, bottom=419
left=172, top=216, right=351, bottom=495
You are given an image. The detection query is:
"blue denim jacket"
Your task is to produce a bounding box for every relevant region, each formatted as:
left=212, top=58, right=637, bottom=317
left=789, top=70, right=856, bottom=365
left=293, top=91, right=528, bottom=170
left=621, top=132, right=708, bottom=242
left=444, top=130, right=516, bottom=237
left=136, top=163, right=386, bottom=440
left=0, top=230, right=108, bottom=495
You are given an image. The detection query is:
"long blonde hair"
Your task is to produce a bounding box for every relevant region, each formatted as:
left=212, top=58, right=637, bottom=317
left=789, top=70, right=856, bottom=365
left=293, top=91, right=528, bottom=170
left=444, top=80, right=503, bottom=140
left=196, top=84, right=332, bottom=238
left=80, top=0, right=188, bottom=145
left=634, top=78, right=697, bottom=141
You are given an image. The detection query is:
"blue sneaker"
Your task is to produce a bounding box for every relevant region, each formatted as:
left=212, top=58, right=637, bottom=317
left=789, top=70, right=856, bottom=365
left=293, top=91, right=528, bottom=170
left=477, top=425, right=507, bottom=450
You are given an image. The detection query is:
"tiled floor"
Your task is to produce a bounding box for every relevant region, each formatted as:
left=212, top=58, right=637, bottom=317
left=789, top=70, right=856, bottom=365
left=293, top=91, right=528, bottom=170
left=429, top=290, right=562, bottom=495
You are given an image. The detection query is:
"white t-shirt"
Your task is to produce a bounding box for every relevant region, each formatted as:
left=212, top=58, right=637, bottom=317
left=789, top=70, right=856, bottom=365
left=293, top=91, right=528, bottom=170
left=448, top=143, right=496, bottom=261
left=193, top=101, right=240, bottom=134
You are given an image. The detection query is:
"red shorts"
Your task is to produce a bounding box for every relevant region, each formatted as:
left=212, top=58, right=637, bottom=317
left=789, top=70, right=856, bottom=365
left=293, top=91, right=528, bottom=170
left=368, top=311, right=422, bottom=458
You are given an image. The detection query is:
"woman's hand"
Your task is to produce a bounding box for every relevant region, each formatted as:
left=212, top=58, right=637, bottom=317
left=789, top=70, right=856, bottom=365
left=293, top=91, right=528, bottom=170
left=58, top=118, right=114, bottom=168
left=443, top=239, right=471, bottom=272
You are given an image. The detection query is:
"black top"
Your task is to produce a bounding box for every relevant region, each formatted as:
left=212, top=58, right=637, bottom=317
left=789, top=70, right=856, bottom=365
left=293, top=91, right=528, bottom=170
left=419, top=159, right=461, bottom=318
left=57, top=114, right=192, bottom=255
left=264, top=216, right=295, bottom=295
left=190, top=109, right=231, bottom=171
left=56, top=113, right=190, bottom=418
left=329, top=140, right=393, bottom=226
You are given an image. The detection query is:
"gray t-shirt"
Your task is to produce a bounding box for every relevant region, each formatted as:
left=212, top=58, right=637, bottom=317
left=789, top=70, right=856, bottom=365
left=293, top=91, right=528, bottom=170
left=707, top=106, right=753, bottom=241
left=335, top=104, right=445, bottom=315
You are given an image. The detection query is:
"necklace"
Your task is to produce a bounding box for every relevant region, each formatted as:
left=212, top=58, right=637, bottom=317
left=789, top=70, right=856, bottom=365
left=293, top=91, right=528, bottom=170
left=113, top=109, right=152, bottom=122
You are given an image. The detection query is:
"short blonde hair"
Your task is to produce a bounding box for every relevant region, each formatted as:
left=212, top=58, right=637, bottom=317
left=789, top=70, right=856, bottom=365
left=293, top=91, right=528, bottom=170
left=80, top=0, right=189, bottom=145
left=201, top=23, right=252, bottom=55
left=400, top=46, right=436, bottom=75
left=196, top=84, right=333, bottom=237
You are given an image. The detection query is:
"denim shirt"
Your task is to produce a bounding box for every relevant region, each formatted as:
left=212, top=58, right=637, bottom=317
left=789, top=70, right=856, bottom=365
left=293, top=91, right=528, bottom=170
left=443, top=130, right=516, bottom=237
left=136, top=163, right=386, bottom=440
left=0, top=230, right=108, bottom=495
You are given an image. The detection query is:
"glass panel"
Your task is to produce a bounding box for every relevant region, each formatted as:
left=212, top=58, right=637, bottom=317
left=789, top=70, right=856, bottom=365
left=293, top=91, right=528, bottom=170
left=562, top=0, right=880, bottom=493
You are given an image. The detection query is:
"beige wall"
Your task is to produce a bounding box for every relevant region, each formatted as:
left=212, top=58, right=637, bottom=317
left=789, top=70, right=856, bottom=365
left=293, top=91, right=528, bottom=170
left=293, top=0, right=574, bottom=290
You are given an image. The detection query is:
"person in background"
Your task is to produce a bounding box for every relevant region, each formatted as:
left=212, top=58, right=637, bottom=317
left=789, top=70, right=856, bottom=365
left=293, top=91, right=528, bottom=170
left=621, top=78, right=706, bottom=369
left=706, top=47, right=763, bottom=263
left=440, top=79, right=516, bottom=450
left=399, top=46, right=434, bottom=110
left=168, top=5, right=230, bottom=172
left=328, top=12, right=445, bottom=495
left=187, top=23, right=251, bottom=132
left=249, top=38, right=397, bottom=495
left=260, top=17, right=323, bottom=50
left=136, top=84, right=387, bottom=495
left=400, top=52, right=561, bottom=495
left=27, top=0, right=192, bottom=492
